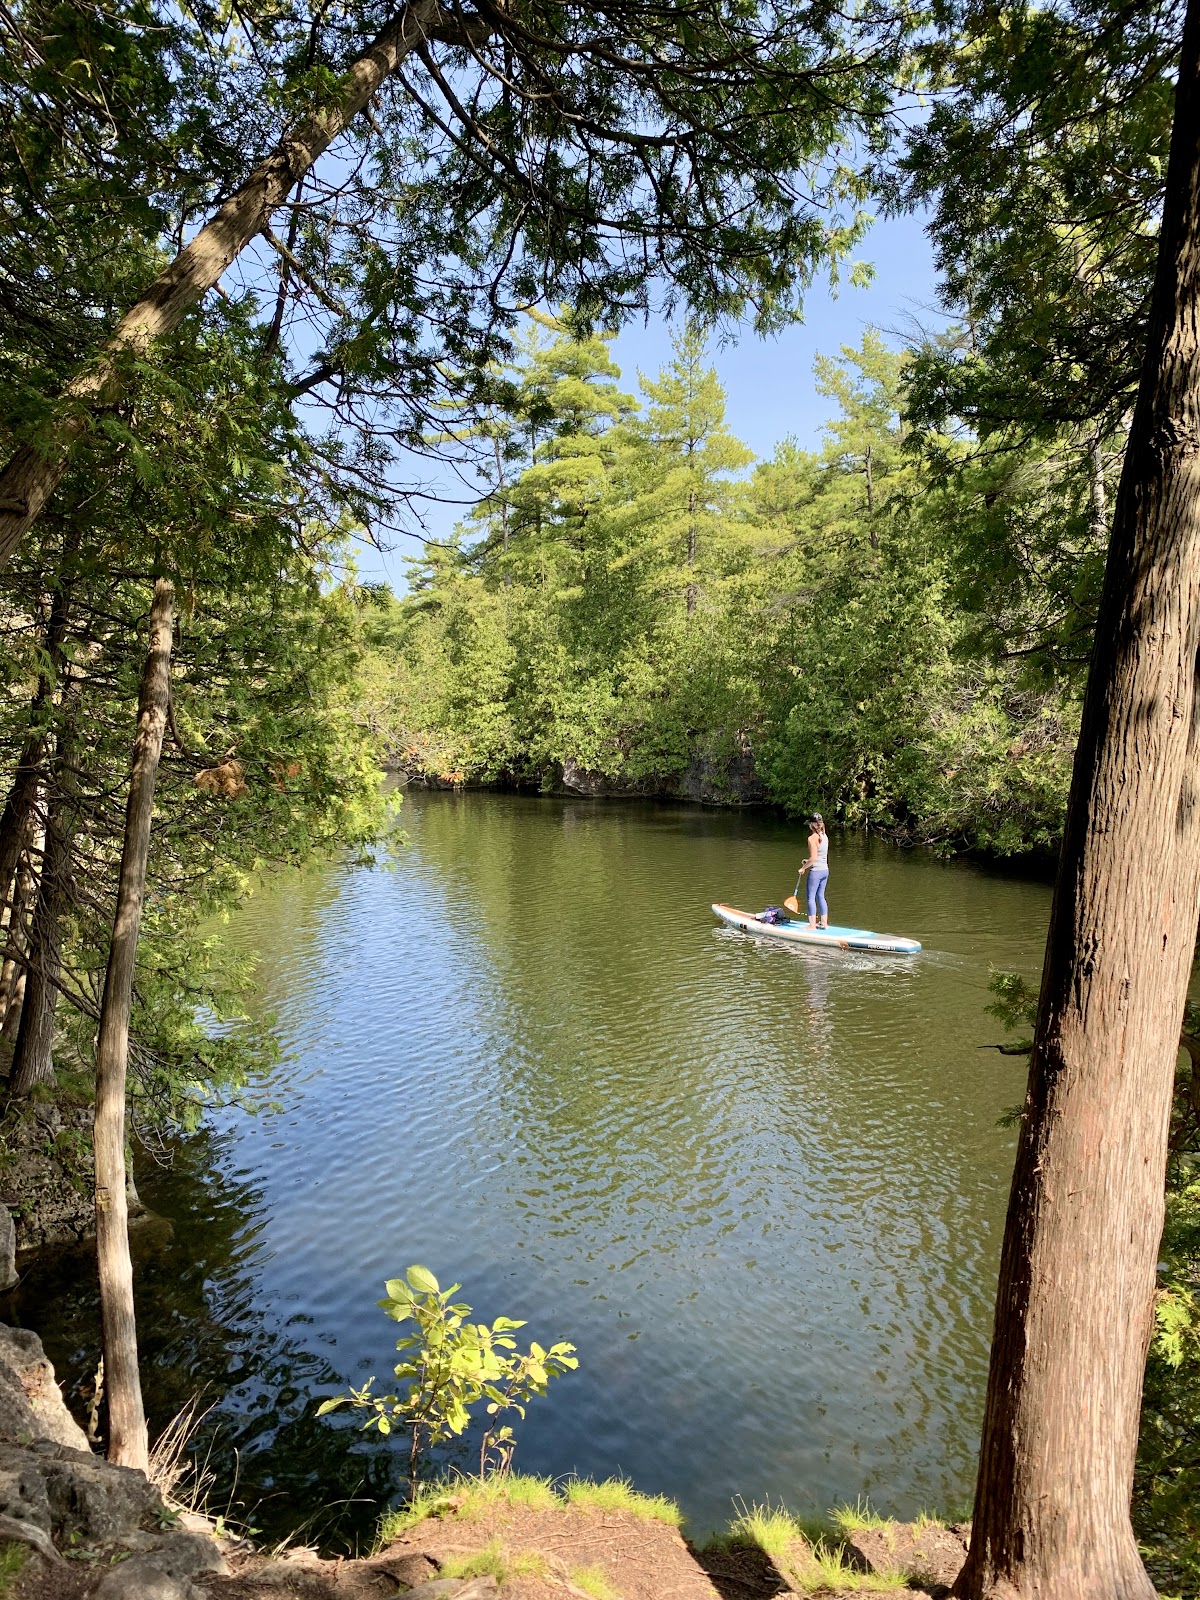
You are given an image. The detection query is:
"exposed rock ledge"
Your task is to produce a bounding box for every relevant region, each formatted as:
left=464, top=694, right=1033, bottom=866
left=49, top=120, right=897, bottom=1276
left=1, top=1102, right=97, bottom=1255
left=0, top=1321, right=231, bottom=1599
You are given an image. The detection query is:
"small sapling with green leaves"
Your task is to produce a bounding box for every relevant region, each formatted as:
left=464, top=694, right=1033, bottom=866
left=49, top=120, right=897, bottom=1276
left=317, top=1266, right=577, bottom=1488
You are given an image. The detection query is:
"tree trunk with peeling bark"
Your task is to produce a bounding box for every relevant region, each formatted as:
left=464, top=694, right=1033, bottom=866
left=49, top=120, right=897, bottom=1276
left=0, top=569, right=76, bottom=918
left=0, top=836, right=36, bottom=1042
left=0, top=0, right=469, bottom=569
left=9, top=723, right=79, bottom=1099
left=94, top=579, right=173, bottom=1472
left=955, top=4, right=1200, bottom=1594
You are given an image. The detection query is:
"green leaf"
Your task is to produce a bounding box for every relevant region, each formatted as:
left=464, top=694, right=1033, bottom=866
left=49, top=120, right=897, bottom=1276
left=315, top=1397, right=344, bottom=1415
left=407, top=1264, right=441, bottom=1295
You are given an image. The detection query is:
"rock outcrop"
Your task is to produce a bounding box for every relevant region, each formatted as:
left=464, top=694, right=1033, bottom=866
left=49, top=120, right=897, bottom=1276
left=843, top=1520, right=971, bottom=1596
left=0, top=1322, right=229, bottom=1599
left=557, top=739, right=764, bottom=807
left=0, top=1101, right=95, bottom=1252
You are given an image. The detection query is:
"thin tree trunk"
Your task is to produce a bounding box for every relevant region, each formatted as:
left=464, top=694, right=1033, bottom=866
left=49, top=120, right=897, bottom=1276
left=956, top=4, right=1200, bottom=1594
left=0, top=0, right=474, bottom=569
left=0, top=971, right=25, bottom=1057
left=1089, top=433, right=1108, bottom=545
left=0, top=839, right=36, bottom=1043
left=494, top=436, right=512, bottom=587
left=0, top=570, right=76, bottom=917
left=9, top=732, right=78, bottom=1099
left=686, top=488, right=698, bottom=614
left=0, top=737, right=46, bottom=925
left=94, top=578, right=174, bottom=1472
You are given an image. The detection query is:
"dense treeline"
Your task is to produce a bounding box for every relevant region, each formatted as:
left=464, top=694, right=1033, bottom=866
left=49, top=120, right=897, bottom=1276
left=365, top=315, right=1103, bottom=857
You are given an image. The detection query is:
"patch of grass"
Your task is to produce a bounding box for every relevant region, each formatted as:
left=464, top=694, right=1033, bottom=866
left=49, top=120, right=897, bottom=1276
left=488, top=1473, right=561, bottom=1512
left=450, top=1473, right=560, bottom=1516
left=723, top=1504, right=809, bottom=1572
left=440, top=1538, right=509, bottom=1582
left=913, top=1510, right=948, bottom=1532
left=0, top=1543, right=26, bottom=1596
left=511, top=1551, right=552, bottom=1579
left=376, top=1484, right=462, bottom=1543
left=439, top=1539, right=550, bottom=1584
left=376, top=1472, right=560, bottom=1544
left=561, top=1477, right=682, bottom=1526
left=569, top=1563, right=621, bottom=1600
left=717, top=1503, right=904, bottom=1595
left=831, top=1498, right=892, bottom=1533
left=796, top=1543, right=905, bottom=1595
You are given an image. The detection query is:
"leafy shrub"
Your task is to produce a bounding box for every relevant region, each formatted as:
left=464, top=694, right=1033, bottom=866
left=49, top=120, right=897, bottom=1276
left=318, top=1266, right=577, bottom=1487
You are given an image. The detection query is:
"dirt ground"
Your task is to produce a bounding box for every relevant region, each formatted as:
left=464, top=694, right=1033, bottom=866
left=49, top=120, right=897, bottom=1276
left=13, top=1494, right=965, bottom=1600
left=200, top=1501, right=950, bottom=1600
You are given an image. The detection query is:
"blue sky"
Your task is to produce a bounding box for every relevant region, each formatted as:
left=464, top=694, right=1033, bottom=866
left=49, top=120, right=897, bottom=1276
left=350, top=208, right=942, bottom=589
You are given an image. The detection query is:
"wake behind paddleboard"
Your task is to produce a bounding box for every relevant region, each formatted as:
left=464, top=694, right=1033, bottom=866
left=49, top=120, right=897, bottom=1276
left=712, top=903, right=921, bottom=955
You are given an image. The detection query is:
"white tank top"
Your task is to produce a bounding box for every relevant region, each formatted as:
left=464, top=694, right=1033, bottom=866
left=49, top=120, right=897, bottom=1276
left=812, top=831, right=829, bottom=869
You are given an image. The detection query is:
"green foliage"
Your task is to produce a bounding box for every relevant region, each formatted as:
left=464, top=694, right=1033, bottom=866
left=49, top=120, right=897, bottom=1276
left=318, top=1267, right=577, bottom=1486
left=984, top=972, right=1038, bottom=1043
left=0, top=1541, right=26, bottom=1595
left=0, top=233, right=388, bottom=1123
left=1136, top=1174, right=1200, bottom=1591
left=0, top=0, right=919, bottom=572
left=898, top=0, right=1176, bottom=441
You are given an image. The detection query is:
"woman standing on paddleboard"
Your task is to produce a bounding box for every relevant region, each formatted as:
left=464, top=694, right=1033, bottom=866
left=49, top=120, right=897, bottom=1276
left=800, top=813, right=829, bottom=930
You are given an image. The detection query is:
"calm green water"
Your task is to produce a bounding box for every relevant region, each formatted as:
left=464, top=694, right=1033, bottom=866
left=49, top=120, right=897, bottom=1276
left=9, top=792, right=1047, bottom=1547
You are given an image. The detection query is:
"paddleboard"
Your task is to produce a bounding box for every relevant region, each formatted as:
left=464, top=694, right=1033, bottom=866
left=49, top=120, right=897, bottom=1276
left=711, top=902, right=921, bottom=955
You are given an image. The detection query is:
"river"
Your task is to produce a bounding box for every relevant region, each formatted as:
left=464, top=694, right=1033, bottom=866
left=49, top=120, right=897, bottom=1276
left=11, top=791, right=1045, bottom=1549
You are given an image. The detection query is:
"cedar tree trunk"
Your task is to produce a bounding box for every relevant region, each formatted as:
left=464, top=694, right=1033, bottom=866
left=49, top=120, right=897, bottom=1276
left=9, top=721, right=80, bottom=1098
left=0, top=0, right=475, bottom=571
left=0, top=570, right=76, bottom=917
left=956, top=2, right=1200, bottom=1594
left=94, top=578, right=173, bottom=1471
left=0, top=839, right=36, bottom=1040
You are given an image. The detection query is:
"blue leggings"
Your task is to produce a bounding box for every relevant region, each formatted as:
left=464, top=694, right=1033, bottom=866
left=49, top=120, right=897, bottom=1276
left=807, top=868, right=829, bottom=920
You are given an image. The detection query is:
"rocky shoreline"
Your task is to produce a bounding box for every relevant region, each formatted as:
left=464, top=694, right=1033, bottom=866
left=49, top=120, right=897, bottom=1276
left=387, top=744, right=766, bottom=809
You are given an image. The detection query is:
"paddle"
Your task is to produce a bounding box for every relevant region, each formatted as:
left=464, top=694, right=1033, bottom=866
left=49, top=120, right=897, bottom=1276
left=783, top=872, right=804, bottom=916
